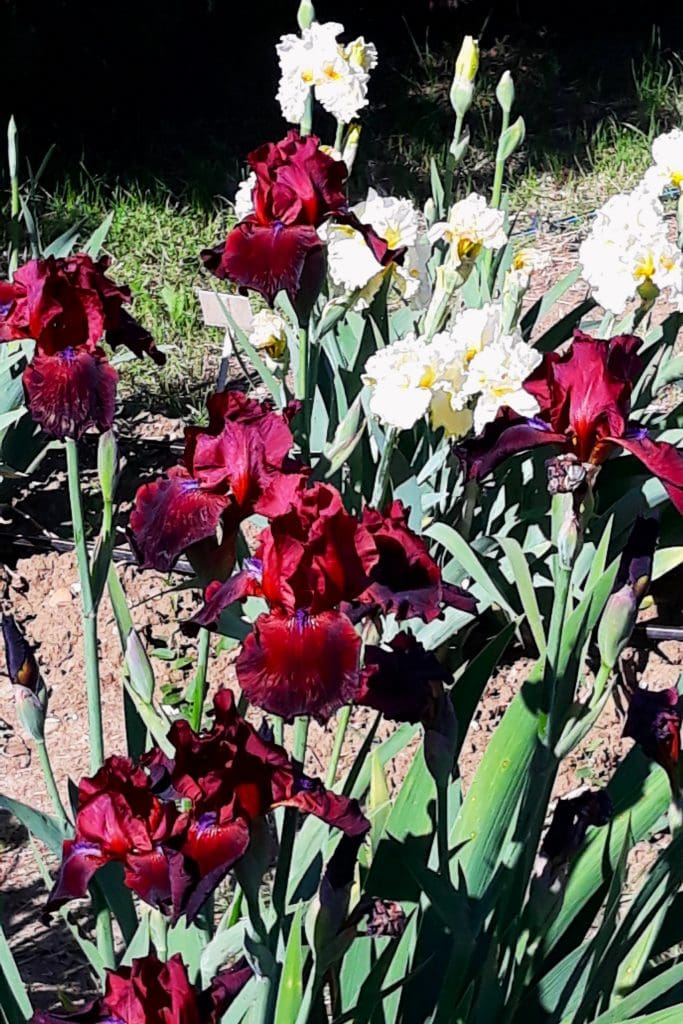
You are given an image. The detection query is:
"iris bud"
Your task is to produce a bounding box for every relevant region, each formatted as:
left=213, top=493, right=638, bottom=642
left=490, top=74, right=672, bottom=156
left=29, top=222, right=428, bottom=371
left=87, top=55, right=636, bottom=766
left=557, top=511, right=581, bottom=571
left=450, top=37, right=479, bottom=118
left=2, top=615, right=47, bottom=742
left=297, top=0, right=315, bottom=31
left=496, top=71, right=515, bottom=114
left=342, top=124, right=361, bottom=173
left=597, top=586, right=638, bottom=669
left=97, top=429, right=119, bottom=505
left=497, top=116, right=526, bottom=162
left=454, top=36, right=479, bottom=83
left=598, top=516, right=658, bottom=669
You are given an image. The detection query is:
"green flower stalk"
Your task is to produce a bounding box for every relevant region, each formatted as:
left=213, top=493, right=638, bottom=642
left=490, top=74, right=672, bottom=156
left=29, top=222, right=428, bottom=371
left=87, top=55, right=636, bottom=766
left=66, top=437, right=105, bottom=773
left=7, top=117, right=20, bottom=278
left=371, top=427, right=399, bottom=509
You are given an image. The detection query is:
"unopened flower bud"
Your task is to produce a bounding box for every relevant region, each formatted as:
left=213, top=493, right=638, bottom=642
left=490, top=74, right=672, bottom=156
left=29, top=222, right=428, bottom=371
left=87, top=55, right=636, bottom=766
left=598, top=516, right=658, bottom=669
left=496, top=71, right=515, bottom=114
left=424, top=691, right=457, bottom=788
left=306, top=834, right=365, bottom=969
left=423, top=197, right=437, bottom=228
left=637, top=277, right=660, bottom=308
left=598, top=586, right=638, bottom=669
left=497, top=116, right=526, bottom=162
left=97, top=429, right=119, bottom=505
left=342, top=124, right=361, bottom=173
left=2, top=615, right=47, bottom=741
left=450, top=80, right=474, bottom=120
left=454, top=36, right=479, bottom=84
left=297, top=0, right=315, bottom=31
left=450, top=37, right=479, bottom=118
left=557, top=511, right=581, bottom=571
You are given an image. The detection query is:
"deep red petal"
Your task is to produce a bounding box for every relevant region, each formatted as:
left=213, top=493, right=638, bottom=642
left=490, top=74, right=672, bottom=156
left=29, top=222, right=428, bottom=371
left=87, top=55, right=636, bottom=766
left=13, top=258, right=92, bottom=353
left=191, top=565, right=264, bottom=629
left=206, top=220, right=323, bottom=306
left=174, top=814, right=251, bottom=923
left=129, top=467, right=229, bottom=571
left=104, top=953, right=199, bottom=1024
left=615, top=436, right=683, bottom=512
left=47, top=839, right=107, bottom=909
left=456, top=412, right=567, bottom=481
left=358, top=634, right=450, bottom=723
left=354, top=502, right=475, bottom=623
left=237, top=610, right=362, bottom=721
left=123, top=850, right=173, bottom=913
left=23, top=347, right=117, bottom=440
left=106, top=309, right=164, bottom=366
left=192, top=418, right=289, bottom=508
left=206, top=959, right=253, bottom=1023
left=278, top=779, right=369, bottom=837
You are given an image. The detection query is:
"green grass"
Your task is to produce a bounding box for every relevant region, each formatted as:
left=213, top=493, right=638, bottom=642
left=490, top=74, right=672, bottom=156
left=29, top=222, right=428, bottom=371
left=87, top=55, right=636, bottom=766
left=33, top=181, right=232, bottom=411
left=4, top=32, right=681, bottom=416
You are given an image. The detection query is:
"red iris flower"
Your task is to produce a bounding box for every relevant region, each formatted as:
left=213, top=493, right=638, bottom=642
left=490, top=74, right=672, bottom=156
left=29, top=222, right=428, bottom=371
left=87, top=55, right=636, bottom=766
left=624, top=686, right=681, bottom=795
left=192, top=476, right=377, bottom=720
left=349, top=501, right=477, bottom=623
left=47, top=756, right=181, bottom=914
left=0, top=255, right=160, bottom=440
left=459, top=331, right=683, bottom=511
left=192, top=484, right=474, bottom=721
left=129, top=390, right=299, bottom=577
left=48, top=692, right=367, bottom=924
left=30, top=952, right=252, bottom=1024
left=146, top=688, right=369, bottom=922
left=358, top=633, right=450, bottom=723
left=201, top=130, right=347, bottom=310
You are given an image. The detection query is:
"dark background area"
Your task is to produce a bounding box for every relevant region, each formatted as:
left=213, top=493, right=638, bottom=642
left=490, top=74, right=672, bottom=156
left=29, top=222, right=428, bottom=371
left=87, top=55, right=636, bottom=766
left=1, top=0, right=682, bottom=202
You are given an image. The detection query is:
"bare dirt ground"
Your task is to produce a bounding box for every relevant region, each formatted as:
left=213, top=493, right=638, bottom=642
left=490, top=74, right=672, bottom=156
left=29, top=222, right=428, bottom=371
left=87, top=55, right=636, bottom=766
left=1, top=229, right=682, bottom=1012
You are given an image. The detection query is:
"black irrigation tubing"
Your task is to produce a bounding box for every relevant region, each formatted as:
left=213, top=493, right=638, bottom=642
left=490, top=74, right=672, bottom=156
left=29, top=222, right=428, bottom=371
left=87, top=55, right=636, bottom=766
left=509, top=185, right=680, bottom=241
left=2, top=531, right=195, bottom=577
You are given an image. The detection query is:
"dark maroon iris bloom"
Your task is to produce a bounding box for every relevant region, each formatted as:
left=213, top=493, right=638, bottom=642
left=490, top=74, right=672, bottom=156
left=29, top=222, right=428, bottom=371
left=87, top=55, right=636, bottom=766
left=459, top=331, right=683, bottom=512
left=29, top=952, right=252, bottom=1024
left=192, top=476, right=377, bottom=720
left=49, top=692, right=367, bottom=924
left=624, top=686, right=681, bottom=794
left=0, top=255, right=159, bottom=440
left=146, top=688, right=369, bottom=921
left=129, top=390, right=298, bottom=577
left=48, top=756, right=181, bottom=914
left=358, top=633, right=450, bottom=723
left=193, top=486, right=473, bottom=721
left=201, top=130, right=347, bottom=309
left=349, top=501, right=477, bottom=623
left=541, top=789, right=612, bottom=866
